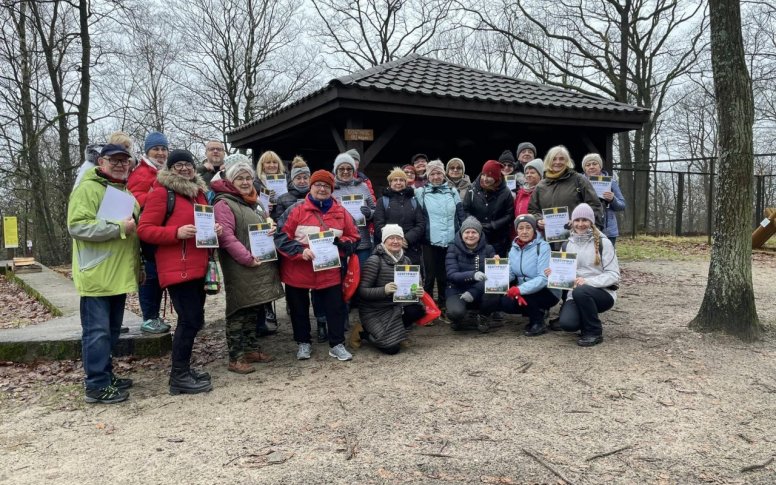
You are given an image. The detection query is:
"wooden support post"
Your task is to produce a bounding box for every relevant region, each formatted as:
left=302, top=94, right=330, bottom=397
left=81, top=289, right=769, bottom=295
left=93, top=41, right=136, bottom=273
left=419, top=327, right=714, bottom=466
left=329, top=125, right=347, bottom=153
left=362, top=124, right=401, bottom=169
left=675, top=172, right=684, bottom=236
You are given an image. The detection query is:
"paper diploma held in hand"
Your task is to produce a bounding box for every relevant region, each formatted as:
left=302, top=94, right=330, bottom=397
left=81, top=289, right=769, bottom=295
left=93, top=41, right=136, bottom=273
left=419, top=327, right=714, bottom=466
left=96, top=185, right=136, bottom=222
left=339, top=194, right=366, bottom=227
left=484, top=258, right=509, bottom=294
left=588, top=175, right=612, bottom=199
left=548, top=251, right=577, bottom=290
left=258, top=189, right=271, bottom=214
left=265, top=174, right=288, bottom=198
left=542, top=207, right=570, bottom=243
left=393, top=265, right=420, bottom=302
left=194, top=204, right=219, bottom=248
left=248, top=223, right=277, bottom=262
left=308, top=230, right=341, bottom=272
left=505, top=175, right=517, bottom=192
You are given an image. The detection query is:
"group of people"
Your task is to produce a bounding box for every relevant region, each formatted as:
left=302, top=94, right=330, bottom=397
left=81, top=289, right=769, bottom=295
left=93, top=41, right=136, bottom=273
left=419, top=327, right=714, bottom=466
left=68, top=131, right=624, bottom=405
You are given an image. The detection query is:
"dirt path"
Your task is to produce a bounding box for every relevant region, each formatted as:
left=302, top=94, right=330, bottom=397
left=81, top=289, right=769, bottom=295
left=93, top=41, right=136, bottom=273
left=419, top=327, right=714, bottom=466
left=1, top=256, right=775, bottom=484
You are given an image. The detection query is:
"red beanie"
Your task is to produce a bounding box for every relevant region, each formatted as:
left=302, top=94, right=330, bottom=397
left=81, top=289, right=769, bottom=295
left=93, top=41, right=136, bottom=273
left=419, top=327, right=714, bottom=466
left=310, top=170, right=335, bottom=189
left=482, top=160, right=503, bottom=182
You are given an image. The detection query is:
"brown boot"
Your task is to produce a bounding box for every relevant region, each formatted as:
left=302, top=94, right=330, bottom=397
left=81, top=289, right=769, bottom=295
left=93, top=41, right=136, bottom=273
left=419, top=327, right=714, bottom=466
left=348, top=322, right=363, bottom=350
left=228, top=359, right=256, bottom=374
left=244, top=351, right=274, bottom=363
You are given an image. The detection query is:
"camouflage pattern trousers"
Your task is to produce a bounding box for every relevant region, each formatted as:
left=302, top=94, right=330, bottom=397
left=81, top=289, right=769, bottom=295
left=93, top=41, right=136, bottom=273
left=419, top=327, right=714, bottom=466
left=226, top=306, right=261, bottom=361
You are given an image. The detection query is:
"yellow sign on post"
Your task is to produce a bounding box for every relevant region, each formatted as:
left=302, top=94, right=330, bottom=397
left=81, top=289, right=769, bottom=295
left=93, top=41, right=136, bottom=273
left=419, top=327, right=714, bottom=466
left=3, top=216, right=19, bottom=249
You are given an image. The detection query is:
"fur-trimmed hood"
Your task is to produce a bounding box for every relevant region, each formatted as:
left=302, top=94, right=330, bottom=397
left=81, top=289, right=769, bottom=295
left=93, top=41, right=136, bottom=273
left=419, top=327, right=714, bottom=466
left=157, top=168, right=208, bottom=198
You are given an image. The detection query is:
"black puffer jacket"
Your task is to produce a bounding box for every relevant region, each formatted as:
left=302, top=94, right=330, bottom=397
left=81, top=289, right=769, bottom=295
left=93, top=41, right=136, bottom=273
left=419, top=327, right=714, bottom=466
left=272, top=183, right=308, bottom=220
left=445, top=232, right=496, bottom=300
left=373, top=187, right=427, bottom=264
left=462, top=176, right=514, bottom=256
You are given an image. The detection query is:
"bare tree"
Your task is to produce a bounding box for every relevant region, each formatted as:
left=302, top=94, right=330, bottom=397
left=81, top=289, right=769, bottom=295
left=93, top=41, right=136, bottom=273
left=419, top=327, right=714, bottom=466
left=689, top=0, right=761, bottom=340
left=311, top=0, right=457, bottom=71
left=461, top=0, right=707, bottom=232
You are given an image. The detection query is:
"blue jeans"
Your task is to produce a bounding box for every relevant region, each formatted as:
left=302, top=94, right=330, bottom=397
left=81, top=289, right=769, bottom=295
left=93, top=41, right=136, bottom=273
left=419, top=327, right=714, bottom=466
left=139, top=255, right=162, bottom=321
left=80, top=294, right=127, bottom=390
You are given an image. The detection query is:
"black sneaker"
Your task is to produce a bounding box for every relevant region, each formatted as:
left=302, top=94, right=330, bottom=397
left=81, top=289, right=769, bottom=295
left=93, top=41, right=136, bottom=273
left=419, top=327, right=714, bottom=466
left=110, top=374, right=133, bottom=390
left=84, top=385, right=129, bottom=404
left=524, top=322, right=547, bottom=337
left=577, top=335, right=604, bottom=347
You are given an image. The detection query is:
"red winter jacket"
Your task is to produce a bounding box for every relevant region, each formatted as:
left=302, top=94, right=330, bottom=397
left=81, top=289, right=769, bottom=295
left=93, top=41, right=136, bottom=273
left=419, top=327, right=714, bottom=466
left=137, top=169, right=210, bottom=288
left=128, top=158, right=161, bottom=208
left=275, top=196, right=360, bottom=290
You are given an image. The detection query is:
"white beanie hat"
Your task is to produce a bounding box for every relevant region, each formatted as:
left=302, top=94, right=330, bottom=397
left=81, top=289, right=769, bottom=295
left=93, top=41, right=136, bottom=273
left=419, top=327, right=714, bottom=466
left=381, top=224, right=405, bottom=244
left=225, top=160, right=255, bottom=182
left=571, top=203, right=595, bottom=223
left=333, top=153, right=356, bottom=173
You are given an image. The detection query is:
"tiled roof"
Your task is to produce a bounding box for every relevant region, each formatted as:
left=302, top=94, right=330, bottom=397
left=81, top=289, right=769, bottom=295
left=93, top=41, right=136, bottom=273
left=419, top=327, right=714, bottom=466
left=228, top=54, right=648, bottom=136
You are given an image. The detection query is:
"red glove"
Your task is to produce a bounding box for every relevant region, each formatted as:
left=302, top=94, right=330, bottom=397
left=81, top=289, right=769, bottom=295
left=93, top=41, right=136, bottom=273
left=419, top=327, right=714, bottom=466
left=517, top=295, right=528, bottom=307
left=506, top=286, right=521, bottom=300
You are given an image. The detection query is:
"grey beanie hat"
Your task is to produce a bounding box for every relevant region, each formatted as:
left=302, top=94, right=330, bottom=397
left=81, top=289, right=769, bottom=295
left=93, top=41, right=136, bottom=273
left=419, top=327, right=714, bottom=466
left=345, top=148, right=361, bottom=164
left=333, top=152, right=356, bottom=172
left=290, top=164, right=311, bottom=181
left=524, top=158, right=545, bottom=177
left=460, top=216, right=483, bottom=235
left=514, top=213, right=538, bottom=232
left=516, top=142, right=537, bottom=158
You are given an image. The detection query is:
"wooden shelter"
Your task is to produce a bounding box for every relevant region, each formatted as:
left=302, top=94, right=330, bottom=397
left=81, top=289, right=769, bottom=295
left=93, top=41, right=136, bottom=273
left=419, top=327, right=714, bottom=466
left=227, top=54, right=650, bottom=185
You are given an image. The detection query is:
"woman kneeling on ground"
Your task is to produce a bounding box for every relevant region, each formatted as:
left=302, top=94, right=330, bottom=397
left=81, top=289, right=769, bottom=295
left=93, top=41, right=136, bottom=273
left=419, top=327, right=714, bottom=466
left=137, top=149, right=222, bottom=395
left=355, top=225, right=425, bottom=354
left=213, top=155, right=284, bottom=374
left=548, top=203, right=620, bottom=347
left=501, top=214, right=559, bottom=336
left=445, top=216, right=501, bottom=333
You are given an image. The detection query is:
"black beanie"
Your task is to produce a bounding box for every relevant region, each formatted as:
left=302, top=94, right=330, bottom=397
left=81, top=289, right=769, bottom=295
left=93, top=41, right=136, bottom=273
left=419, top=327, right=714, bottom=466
left=498, top=149, right=516, bottom=166
left=167, top=149, right=195, bottom=169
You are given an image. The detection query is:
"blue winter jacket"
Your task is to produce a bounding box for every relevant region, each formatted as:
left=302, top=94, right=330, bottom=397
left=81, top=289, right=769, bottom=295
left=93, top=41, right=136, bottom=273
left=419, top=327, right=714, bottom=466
left=415, top=183, right=465, bottom=247
left=587, top=171, right=626, bottom=238
left=445, top=233, right=496, bottom=300
left=508, top=236, right=554, bottom=296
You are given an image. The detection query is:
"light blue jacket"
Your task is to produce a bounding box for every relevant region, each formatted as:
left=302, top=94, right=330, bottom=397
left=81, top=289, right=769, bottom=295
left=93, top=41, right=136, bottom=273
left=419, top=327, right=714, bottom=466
left=508, top=236, right=554, bottom=296
left=415, top=183, right=465, bottom=247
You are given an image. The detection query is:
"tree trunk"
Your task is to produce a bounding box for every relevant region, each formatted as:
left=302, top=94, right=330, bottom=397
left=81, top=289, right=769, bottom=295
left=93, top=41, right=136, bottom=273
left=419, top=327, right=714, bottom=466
left=689, top=0, right=761, bottom=340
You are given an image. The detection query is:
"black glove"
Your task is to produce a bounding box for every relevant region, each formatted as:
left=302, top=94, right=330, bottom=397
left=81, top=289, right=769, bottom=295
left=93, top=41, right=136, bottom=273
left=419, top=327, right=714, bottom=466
left=333, top=237, right=357, bottom=257
left=359, top=205, right=372, bottom=218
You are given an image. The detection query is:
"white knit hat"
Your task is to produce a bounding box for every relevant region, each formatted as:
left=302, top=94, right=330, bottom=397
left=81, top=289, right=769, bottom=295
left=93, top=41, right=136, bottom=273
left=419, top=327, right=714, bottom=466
left=381, top=224, right=405, bottom=244
left=426, top=159, right=445, bottom=176
left=225, top=160, right=255, bottom=182
left=571, top=203, right=595, bottom=223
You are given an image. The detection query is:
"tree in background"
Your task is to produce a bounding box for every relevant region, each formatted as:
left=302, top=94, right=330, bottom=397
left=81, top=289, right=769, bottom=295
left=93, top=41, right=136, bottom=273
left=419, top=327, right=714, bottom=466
left=689, top=0, right=761, bottom=340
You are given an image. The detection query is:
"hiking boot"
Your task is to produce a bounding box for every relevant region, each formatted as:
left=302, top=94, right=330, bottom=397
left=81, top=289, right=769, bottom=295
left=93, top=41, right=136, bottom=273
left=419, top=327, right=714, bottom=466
left=477, top=315, right=490, bottom=334
left=296, top=343, right=312, bottom=360
left=265, top=305, right=277, bottom=325
left=169, top=367, right=213, bottom=395
left=317, top=320, right=328, bottom=343
left=84, top=385, right=129, bottom=404
left=228, top=359, right=255, bottom=374
left=328, top=344, right=353, bottom=361
left=348, top=322, right=363, bottom=349
left=110, top=374, right=133, bottom=390
left=548, top=316, right=563, bottom=331
left=190, top=368, right=211, bottom=381
left=577, top=335, right=604, bottom=347
left=524, top=321, right=547, bottom=337
left=141, top=318, right=167, bottom=334
left=244, top=351, right=274, bottom=363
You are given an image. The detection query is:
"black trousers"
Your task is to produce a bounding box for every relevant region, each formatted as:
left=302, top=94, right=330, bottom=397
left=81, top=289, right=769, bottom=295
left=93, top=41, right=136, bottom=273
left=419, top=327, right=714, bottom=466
left=558, top=285, right=614, bottom=337
left=167, top=279, right=206, bottom=369
left=285, top=284, right=346, bottom=347
left=422, top=245, right=448, bottom=307
left=445, top=293, right=501, bottom=323
left=379, top=304, right=426, bottom=355
left=499, top=287, right=560, bottom=324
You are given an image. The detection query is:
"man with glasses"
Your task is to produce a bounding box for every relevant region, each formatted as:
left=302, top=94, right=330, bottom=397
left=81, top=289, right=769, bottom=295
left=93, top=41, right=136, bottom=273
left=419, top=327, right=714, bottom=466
left=198, top=140, right=226, bottom=187
left=128, top=131, right=171, bottom=335
left=68, top=144, right=141, bottom=404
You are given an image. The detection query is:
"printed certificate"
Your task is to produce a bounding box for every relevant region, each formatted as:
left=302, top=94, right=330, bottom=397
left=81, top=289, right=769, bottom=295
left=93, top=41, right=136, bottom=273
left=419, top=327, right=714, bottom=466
left=484, top=258, right=509, bottom=294
left=542, top=207, right=570, bottom=243
left=588, top=175, right=612, bottom=199
left=393, top=265, right=421, bottom=302
left=248, top=223, right=277, bottom=262
left=548, top=251, right=577, bottom=290
left=505, top=175, right=517, bottom=192
left=194, top=204, right=218, bottom=248
left=258, top=189, right=271, bottom=214
left=308, top=230, right=341, bottom=271
left=265, top=174, right=288, bottom=198
left=339, top=194, right=366, bottom=227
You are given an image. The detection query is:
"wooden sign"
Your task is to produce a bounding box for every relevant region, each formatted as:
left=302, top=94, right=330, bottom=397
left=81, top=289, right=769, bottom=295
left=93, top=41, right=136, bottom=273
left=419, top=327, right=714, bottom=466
left=344, top=129, right=374, bottom=141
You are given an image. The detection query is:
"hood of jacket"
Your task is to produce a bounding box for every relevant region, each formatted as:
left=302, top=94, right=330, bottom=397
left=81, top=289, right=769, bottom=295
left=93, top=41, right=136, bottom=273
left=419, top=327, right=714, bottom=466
left=511, top=234, right=541, bottom=251
left=210, top=178, right=240, bottom=196
left=157, top=168, right=208, bottom=197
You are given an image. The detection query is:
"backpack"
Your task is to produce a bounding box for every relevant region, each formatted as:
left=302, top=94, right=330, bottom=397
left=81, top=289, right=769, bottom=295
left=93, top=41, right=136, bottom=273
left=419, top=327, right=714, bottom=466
left=141, top=188, right=176, bottom=262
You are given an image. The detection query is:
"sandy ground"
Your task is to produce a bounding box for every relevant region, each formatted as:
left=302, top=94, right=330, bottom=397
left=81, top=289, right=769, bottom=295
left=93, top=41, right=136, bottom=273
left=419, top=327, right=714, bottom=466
left=1, top=256, right=776, bottom=484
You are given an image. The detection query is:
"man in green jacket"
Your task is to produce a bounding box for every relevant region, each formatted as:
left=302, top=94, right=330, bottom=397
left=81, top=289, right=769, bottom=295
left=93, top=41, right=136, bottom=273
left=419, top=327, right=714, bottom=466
left=68, top=144, right=141, bottom=404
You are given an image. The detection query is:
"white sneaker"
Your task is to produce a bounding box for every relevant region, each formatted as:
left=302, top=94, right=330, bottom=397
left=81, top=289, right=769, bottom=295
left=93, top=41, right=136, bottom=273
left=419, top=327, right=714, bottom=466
left=296, top=343, right=312, bottom=360
left=328, top=344, right=352, bottom=361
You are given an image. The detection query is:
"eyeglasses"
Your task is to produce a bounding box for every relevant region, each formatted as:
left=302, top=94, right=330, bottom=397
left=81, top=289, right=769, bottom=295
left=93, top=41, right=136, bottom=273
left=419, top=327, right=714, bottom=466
left=172, top=162, right=194, bottom=170
left=312, top=183, right=331, bottom=189
left=449, top=166, right=462, bottom=171
left=233, top=176, right=253, bottom=183
left=106, top=158, right=131, bottom=166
